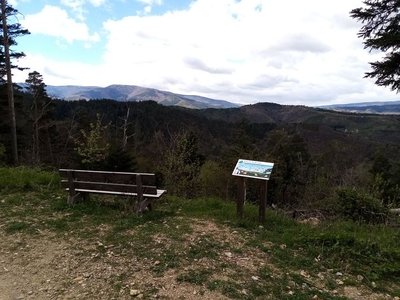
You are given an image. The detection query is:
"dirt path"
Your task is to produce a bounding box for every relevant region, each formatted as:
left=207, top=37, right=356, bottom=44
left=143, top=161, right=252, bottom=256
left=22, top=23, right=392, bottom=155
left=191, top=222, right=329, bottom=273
left=0, top=218, right=397, bottom=300
left=0, top=223, right=232, bottom=300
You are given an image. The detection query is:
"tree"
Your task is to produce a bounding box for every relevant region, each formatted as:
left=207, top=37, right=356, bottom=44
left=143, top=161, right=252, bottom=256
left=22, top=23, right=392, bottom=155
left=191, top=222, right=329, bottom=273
left=351, top=0, right=400, bottom=91
left=25, top=71, right=50, bottom=164
left=162, top=131, right=204, bottom=197
left=75, top=114, right=110, bottom=169
left=0, top=0, right=29, bottom=164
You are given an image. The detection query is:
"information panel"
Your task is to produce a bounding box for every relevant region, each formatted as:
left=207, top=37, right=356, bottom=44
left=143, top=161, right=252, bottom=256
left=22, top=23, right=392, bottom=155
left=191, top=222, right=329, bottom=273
left=232, top=159, right=274, bottom=180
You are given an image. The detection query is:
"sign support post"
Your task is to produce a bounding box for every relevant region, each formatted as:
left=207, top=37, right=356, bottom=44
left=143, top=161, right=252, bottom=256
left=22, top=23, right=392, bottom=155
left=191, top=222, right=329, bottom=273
left=237, top=177, right=245, bottom=219
left=259, top=180, right=268, bottom=223
left=232, top=159, right=274, bottom=223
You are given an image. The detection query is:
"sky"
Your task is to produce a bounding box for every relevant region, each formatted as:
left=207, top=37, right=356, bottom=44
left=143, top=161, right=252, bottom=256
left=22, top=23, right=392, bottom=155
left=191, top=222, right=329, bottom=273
left=9, top=0, right=400, bottom=106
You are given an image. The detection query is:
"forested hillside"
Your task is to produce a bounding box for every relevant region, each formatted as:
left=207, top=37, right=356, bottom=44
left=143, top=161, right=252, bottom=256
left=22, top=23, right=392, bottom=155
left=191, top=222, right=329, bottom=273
left=1, top=93, right=399, bottom=214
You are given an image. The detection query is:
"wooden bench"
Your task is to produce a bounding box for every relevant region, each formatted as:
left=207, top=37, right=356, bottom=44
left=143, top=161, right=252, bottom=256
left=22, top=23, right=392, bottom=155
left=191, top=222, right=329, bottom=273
left=59, top=169, right=166, bottom=213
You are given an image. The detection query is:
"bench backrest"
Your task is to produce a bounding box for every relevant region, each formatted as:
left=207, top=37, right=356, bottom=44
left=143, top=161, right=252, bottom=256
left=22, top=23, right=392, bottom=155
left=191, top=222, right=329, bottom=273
left=59, top=169, right=157, bottom=195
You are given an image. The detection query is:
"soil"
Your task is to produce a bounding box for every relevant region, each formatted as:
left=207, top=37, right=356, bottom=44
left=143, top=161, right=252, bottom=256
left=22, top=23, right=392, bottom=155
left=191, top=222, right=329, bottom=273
left=0, top=218, right=396, bottom=300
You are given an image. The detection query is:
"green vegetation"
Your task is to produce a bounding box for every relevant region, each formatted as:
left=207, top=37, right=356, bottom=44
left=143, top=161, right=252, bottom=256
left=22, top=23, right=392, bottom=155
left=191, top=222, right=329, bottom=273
left=0, top=167, right=399, bottom=299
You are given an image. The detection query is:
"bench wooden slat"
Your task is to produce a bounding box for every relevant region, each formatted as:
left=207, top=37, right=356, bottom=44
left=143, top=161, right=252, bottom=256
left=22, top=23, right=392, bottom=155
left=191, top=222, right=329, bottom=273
left=66, top=188, right=166, bottom=198
left=59, top=169, right=156, bottom=185
left=61, top=180, right=157, bottom=195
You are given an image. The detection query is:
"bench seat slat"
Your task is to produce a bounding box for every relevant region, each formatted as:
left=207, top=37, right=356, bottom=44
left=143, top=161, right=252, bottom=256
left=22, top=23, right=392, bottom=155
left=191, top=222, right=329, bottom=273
left=61, top=180, right=157, bottom=195
left=66, top=188, right=166, bottom=198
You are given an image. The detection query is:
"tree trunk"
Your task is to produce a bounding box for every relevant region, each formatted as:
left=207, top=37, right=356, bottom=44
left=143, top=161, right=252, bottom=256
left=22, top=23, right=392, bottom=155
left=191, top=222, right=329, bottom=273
left=1, top=0, right=18, bottom=164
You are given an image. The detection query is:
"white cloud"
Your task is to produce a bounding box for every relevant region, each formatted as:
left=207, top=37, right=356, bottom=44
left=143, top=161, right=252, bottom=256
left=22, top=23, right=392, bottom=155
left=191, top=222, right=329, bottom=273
left=16, top=0, right=400, bottom=105
left=136, top=0, right=162, bottom=15
left=137, top=0, right=162, bottom=5
left=23, top=5, right=99, bottom=44
left=99, top=0, right=385, bottom=105
left=89, top=0, right=106, bottom=6
left=61, top=0, right=106, bottom=20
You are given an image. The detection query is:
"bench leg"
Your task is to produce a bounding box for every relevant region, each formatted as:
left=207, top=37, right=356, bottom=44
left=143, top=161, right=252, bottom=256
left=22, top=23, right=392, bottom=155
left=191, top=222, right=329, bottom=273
left=68, top=192, right=89, bottom=205
left=68, top=193, right=81, bottom=205
left=135, top=198, right=153, bottom=213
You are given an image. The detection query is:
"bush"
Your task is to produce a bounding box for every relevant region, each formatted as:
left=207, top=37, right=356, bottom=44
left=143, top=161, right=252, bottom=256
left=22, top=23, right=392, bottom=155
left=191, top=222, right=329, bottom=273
left=336, top=188, right=388, bottom=224
left=198, top=161, right=229, bottom=198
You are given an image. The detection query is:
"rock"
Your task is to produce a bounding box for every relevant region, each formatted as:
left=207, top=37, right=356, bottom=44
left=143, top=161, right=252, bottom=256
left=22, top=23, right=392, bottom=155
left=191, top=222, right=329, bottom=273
left=224, top=252, right=233, bottom=258
left=279, top=244, right=287, bottom=249
left=336, top=280, right=344, bottom=285
left=130, top=289, right=141, bottom=296
left=357, top=275, right=363, bottom=282
left=251, top=276, right=259, bottom=281
left=371, top=281, right=377, bottom=288
left=317, top=273, right=325, bottom=280
left=300, top=270, right=310, bottom=278
left=288, top=291, right=294, bottom=295
left=335, top=272, right=343, bottom=276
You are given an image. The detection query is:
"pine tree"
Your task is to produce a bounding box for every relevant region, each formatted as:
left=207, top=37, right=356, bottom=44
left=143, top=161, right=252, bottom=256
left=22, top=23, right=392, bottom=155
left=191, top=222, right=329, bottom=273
left=0, top=0, right=29, bottom=164
left=25, top=71, right=50, bottom=164
left=351, top=0, right=400, bottom=91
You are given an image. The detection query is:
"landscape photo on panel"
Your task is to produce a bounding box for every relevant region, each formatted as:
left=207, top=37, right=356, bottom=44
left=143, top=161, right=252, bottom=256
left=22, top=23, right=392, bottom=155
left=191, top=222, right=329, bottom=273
left=232, top=159, right=274, bottom=180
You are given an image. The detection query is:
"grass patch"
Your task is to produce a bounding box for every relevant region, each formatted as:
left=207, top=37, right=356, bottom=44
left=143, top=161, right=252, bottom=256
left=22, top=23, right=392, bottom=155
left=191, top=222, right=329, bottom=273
left=5, top=220, right=32, bottom=234
left=177, top=269, right=213, bottom=285
left=0, top=167, right=59, bottom=192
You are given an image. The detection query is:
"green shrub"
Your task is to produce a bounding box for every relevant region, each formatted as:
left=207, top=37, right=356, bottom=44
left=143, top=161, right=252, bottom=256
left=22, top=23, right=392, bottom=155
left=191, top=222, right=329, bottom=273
left=336, top=188, right=388, bottom=223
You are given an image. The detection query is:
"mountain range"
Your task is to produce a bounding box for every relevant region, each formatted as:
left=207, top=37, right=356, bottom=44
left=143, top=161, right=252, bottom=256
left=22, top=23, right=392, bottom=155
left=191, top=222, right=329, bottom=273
left=44, top=84, right=239, bottom=109
left=320, top=101, right=400, bottom=114
left=24, top=83, right=400, bottom=113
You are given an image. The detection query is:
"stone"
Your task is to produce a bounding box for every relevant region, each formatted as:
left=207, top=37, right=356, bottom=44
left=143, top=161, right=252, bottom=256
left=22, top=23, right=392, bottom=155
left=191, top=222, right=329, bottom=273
left=336, top=280, right=344, bottom=285
left=251, top=276, right=259, bottom=281
left=357, top=275, right=363, bottom=282
left=300, top=270, right=310, bottom=278
left=224, top=252, right=233, bottom=258
left=130, top=289, right=141, bottom=296
left=335, top=272, right=343, bottom=276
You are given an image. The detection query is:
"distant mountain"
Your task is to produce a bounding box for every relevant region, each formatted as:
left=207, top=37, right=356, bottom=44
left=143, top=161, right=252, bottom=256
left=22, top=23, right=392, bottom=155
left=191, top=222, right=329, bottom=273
left=320, top=101, right=400, bottom=114
left=43, top=84, right=239, bottom=109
